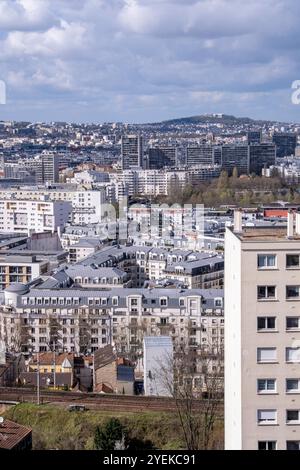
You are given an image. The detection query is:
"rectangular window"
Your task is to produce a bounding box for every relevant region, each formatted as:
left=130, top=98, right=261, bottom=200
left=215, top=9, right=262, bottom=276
left=286, top=379, right=300, bottom=393
left=160, top=298, right=167, bottom=306
left=257, top=286, right=276, bottom=300
left=287, top=441, right=300, bottom=450
left=257, top=348, right=277, bottom=363
left=258, top=441, right=277, bottom=450
left=257, top=410, right=277, bottom=425
left=286, top=254, right=300, bottom=268
left=257, top=379, right=276, bottom=393
left=286, top=286, right=300, bottom=299
left=257, top=317, right=276, bottom=331
left=286, top=348, right=300, bottom=363
left=286, top=410, right=300, bottom=424
left=286, top=317, right=300, bottom=330
left=258, top=255, right=276, bottom=268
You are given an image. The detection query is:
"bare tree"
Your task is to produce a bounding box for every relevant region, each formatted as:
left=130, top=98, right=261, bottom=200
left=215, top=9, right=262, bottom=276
left=158, top=341, right=223, bottom=450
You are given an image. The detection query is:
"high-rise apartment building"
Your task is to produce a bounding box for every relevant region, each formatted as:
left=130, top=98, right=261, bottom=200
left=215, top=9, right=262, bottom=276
left=36, top=151, right=60, bottom=184
left=221, top=145, right=250, bottom=175
left=272, top=133, right=297, bottom=158
left=225, top=210, right=300, bottom=450
left=121, top=135, right=144, bottom=170
left=249, top=143, right=276, bottom=175
left=148, top=147, right=177, bottom=169
left=186, top=145, right=221, bottom=166
left=247, top=130, right=262, bottom=145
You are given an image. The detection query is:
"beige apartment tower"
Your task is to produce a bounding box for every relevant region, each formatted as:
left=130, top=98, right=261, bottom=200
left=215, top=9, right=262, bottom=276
left=225, top=211, right=300, bottom=450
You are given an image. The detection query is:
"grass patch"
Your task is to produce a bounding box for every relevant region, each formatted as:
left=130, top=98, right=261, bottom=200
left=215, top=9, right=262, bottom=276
left=4, top=403, right=223, bottom=450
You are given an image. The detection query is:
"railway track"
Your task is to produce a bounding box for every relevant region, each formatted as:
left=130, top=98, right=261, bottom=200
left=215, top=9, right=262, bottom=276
left=0, top=387, right=223, bottom=413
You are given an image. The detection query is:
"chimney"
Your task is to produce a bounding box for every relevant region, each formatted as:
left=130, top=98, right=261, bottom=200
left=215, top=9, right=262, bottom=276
left=287, top=210, right=294, bottom=238
left=295, top=212, right=300, bottom=236
left=233, top=209, right=243, bottom=233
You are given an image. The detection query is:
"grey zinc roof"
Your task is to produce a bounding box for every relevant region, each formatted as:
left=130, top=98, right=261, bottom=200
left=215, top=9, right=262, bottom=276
left=66, top=265, right=127, bottom=280
left=18, top=286, right=223, bottom=309
left=73, top=238, right=102, bottom=248
left=164, top=255, right=224, bottom=274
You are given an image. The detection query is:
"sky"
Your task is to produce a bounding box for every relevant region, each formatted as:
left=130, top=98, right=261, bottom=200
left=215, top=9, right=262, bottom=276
left=0, top=0, right=300, bottom=123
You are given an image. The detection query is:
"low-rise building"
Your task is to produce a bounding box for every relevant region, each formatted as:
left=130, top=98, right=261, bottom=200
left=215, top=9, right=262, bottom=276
left=0, top=418, right=32, bottom=451
left=93, top=345, right=135, bottom=394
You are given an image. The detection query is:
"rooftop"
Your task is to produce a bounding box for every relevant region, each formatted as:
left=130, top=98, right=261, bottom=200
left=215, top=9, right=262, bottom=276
left=0, top=419, right=32, bottom=450
left=232, top=226, right=300, bottom=241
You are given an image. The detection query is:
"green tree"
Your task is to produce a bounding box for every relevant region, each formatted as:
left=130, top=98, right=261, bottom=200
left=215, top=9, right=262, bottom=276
left=94, top=418, right=126, bottom=450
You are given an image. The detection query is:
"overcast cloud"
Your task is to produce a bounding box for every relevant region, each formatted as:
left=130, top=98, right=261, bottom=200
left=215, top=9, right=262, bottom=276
left=0, top=0, right=300, bottom=122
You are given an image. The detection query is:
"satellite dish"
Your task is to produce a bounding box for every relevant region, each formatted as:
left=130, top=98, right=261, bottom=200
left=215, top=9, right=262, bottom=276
left=0, top=417, right=4, bottom=424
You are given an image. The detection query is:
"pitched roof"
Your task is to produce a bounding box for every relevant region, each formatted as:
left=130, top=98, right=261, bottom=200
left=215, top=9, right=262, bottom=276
left=30, top=352, right=74, bottom=367
left=0, top=419, right=32, bottom=450
left=94, top=345, right=116, bottom=370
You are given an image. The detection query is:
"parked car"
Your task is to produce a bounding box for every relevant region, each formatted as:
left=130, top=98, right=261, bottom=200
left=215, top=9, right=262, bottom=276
left=68, top=404, right=87, bottom=412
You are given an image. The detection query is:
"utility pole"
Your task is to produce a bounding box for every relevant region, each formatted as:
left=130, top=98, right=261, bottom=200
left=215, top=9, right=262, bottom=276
left=53, top=343, right=56, bottom=390
left=37, top=351, right=40, bottom=405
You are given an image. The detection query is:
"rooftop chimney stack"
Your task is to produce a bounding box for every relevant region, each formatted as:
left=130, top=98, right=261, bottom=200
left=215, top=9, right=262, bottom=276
left=233, top=209, right=243, bottom=233
left=287, top=210, right=294, bottom=238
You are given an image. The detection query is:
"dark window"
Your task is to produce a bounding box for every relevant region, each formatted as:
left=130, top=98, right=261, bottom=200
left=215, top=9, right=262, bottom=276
left=286, top=317, right=300, bottom=329
left=258, top=441, right=276, bottom=450
left=257, top=286, right=276, bottom=299
left=257, top=317, right=276, bottom=330
left=287, top=255, right=300, bottom=268
left=287, top=441, right=300, bottom=450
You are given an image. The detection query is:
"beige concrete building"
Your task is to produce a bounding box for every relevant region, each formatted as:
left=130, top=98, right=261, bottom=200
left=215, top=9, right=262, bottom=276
left=225, top=210, right=300, bottom=450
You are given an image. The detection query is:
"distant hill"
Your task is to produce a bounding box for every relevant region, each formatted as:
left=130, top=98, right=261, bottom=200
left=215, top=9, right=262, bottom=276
left=151, top=114, right=276, bottom=126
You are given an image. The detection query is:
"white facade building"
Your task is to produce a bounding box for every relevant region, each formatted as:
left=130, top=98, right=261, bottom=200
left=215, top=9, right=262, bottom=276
left=225, top=210, right=300, bottom=450
left=0, top=198, right=71, bottom=234
left=0, top=188, right=107, bottom=225
left=143, top=336, right=173, bottom=397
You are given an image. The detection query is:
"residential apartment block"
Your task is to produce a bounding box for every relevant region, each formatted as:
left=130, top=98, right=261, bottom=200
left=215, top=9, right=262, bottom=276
left=0, top=198, right=72, bottom=234
left=225, top=210, right=300, bottom=450
left=0, top=255, right=49, bottom=289
left=0, top=187, right=107, bottom=226
left=0, top=282, right=223, bottom=363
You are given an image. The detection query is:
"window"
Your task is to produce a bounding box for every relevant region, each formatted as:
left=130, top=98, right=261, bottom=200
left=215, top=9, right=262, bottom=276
left=257, top=410, right=277, bottom=425
left=286, top=348, right=300, bottom=363
left=258, top=441, right=277, bottom=450
left=286, top=379, right=300, bottom=393
left=258, top=255, right=276, bottom=268
left=131, top=299, right=138, bottom=306
left=160, top=298, right=167, bottom=306
left=257, top=379, right=276, bottom=394
left=257, top=348, right=277, bottom=363
left=286, top=317, right=300, bottom=330
left=287, top=441, right=300, bottom=450
left=286, top=410, right=300, bottom=424
left=286, top=254, right=300, bottom=268
left=286, top=286, right=300, bottom=299
left=257, top=286, right=276, bottom=300
left=257, top=317, right=276, bottom=331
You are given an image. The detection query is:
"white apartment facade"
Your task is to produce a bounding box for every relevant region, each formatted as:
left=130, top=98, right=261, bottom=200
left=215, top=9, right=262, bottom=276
left=0, top=198, right=72, bottom=234
left=0, top=285, right=223, bottom=363
left=0, top=188, right=107, bottom=225
left=225, top=210, right=300, bottom=450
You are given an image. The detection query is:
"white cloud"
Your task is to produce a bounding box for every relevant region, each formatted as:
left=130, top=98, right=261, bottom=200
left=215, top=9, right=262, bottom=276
left=0, top=0, right=299, bottom=122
